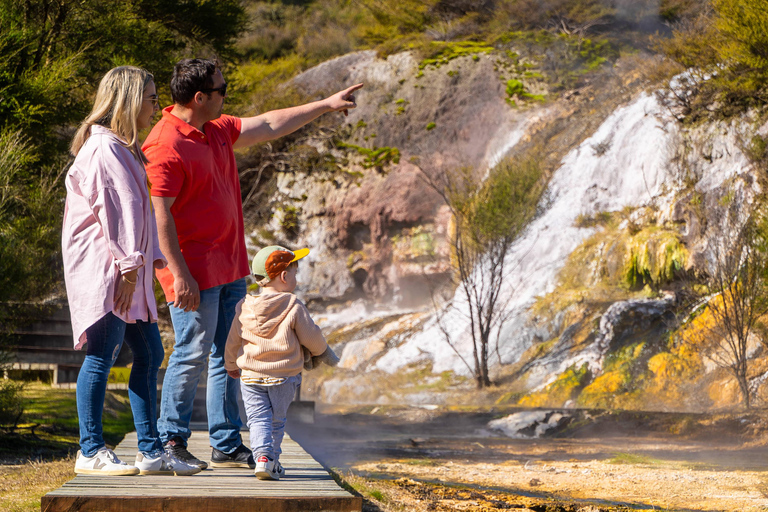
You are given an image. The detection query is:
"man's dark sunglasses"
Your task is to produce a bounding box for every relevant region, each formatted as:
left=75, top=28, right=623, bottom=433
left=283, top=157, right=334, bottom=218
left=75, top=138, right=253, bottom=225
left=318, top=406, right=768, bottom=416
left=201, top=83, right=227, bottom=97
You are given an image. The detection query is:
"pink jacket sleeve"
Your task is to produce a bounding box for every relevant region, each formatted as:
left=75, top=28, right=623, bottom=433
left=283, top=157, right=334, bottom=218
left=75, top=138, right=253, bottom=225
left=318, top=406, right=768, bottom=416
left=85, top=141, right=147, bottom=273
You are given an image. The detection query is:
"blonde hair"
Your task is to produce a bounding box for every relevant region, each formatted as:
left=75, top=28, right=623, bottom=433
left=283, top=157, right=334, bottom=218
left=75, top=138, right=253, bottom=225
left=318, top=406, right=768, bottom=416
left=70, top=66, right=154, bottom=162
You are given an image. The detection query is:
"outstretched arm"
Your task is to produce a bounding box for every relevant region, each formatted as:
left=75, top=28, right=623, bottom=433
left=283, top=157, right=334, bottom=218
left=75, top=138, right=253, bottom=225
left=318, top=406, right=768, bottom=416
left=233, top=83, right=363, bottom=149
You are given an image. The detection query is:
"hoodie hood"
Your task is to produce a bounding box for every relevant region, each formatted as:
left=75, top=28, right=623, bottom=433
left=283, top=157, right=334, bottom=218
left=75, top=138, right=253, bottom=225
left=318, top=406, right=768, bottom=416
left=240, top=291, right=296, bottom=338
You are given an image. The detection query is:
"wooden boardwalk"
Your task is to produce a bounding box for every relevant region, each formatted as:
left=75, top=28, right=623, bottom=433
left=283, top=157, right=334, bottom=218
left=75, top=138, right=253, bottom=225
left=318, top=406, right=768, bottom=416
left=41, top=430, right=362, bottom=512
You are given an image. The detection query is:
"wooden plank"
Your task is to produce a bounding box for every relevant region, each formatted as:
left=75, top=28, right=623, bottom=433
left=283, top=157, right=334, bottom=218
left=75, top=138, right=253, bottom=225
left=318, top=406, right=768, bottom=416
left=41, top=496, right=363, bottom=512
left=42, top=430, right=361, bottom=512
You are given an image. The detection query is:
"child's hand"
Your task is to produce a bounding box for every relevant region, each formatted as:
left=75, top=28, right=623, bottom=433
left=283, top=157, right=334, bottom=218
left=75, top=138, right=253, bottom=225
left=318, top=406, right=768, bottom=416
left=227, top=369, right=241, bottom=379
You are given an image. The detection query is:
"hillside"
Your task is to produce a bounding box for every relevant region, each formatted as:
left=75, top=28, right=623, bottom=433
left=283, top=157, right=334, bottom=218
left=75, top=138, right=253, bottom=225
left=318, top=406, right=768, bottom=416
left=224, top=1, right=768, bottom=412
left=2, top=0, right=768, bottom=414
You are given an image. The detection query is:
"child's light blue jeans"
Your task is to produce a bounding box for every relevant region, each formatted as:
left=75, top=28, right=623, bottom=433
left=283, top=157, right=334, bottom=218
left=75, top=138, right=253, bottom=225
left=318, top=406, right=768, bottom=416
left=240, top=374, right=301, bottom=461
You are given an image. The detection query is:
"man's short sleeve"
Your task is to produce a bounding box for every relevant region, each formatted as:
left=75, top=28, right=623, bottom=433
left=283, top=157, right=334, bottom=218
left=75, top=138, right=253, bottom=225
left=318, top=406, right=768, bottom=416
left=211, top=115, right=242, bottom=146
left=144, top=146, right=185, bottom=198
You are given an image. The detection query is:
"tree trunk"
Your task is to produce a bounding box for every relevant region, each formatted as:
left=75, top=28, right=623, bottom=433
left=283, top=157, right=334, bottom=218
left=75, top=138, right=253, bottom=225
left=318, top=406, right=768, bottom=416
left=737, top=373, right=751, bottom=409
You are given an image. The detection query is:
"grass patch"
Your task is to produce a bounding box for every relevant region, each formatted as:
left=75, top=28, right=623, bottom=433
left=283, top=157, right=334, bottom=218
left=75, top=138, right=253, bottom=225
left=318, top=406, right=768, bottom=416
left=401, top=458, right=439, bottom=466
left=0, top=382, right=134, bottom=461
left=337, top=471, right=390, bottom=503
left=608, top=452, right=661, bottom=465
left=0, top=382, right=135, bottom=511
left=418, top=41, right=494, bottom=70
left=0, top=456, right=75, bottom=512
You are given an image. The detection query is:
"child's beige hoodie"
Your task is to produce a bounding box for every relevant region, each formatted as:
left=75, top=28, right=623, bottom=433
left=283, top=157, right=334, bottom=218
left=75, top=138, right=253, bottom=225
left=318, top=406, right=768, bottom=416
left=224, top=290, right=328, bottom=380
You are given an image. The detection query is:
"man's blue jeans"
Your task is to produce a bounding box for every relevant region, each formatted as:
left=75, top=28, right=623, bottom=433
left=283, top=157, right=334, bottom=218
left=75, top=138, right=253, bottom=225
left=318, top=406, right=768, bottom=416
left=77, top=313, right=164, bottom=457
left=158, top=278, right=246, bottom=453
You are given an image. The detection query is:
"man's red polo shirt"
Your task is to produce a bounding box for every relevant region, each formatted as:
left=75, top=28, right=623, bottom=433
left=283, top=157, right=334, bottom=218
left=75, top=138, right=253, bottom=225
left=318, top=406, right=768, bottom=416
left=143, top=106, right=249, bottom=302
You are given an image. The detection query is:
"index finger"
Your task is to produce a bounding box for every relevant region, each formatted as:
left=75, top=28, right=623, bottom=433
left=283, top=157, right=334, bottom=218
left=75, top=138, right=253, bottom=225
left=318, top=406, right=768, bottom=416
left=343, top=83, right=364, bottom=94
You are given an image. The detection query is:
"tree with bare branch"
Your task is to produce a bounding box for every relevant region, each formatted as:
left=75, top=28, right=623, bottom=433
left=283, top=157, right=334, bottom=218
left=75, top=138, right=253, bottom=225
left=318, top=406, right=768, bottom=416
left=685, top=215, right=768, bottom=408
left=423, top=156, right=545, bottom=388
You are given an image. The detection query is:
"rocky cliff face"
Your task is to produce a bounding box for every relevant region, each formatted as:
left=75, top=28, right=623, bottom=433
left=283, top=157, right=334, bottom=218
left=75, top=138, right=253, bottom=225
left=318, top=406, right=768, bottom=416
left=239, top=48, right=766, bottom=411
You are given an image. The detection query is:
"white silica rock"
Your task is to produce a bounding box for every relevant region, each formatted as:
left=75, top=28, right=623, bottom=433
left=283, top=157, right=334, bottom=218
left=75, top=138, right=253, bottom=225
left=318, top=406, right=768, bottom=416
left=488, top=410, right=550, bottom=438
left=489, top=411, right=570, bottom=438
left=377, top=91, right=680, bottom=376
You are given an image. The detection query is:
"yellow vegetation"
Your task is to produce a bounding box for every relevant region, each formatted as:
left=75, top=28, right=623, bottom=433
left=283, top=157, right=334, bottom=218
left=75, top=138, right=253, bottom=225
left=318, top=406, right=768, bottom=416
left=578, top=343, right=645, bottom=409
left=624, top=227, right=688, bottom=289
left=518, top=364, right=589, bottom=407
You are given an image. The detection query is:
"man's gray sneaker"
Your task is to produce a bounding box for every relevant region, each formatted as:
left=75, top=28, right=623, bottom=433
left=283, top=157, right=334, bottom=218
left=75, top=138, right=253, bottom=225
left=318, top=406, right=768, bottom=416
left=135, top=451, right=202, bottom=476
left=210, top=444, right=255, bottom=468
left=164, top=437, right=208, bottom=470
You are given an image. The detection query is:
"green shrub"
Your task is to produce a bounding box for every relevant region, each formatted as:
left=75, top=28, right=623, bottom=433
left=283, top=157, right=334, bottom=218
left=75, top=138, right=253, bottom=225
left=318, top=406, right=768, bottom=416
left=336, top=142, right=401, bottom=168
left=0, top=380, right=24, bottom=428
left=659, top=0, right=768, bottom=118
left=505, top=79, right=546, bottom=104
left=418, top=41, right=494, bottom=69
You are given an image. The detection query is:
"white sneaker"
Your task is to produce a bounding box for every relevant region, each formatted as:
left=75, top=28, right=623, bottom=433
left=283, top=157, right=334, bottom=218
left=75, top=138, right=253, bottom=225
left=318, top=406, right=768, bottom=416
left=134, top=451, right=202, bottom=476
left=74, top=448, right=140, bottom=476
left=254, top=455, right=284, bottom=480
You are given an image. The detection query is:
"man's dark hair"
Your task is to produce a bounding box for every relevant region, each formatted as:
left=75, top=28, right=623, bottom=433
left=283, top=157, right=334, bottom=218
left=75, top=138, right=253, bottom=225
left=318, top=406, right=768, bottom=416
left=170, top=58, right=220, bottom=105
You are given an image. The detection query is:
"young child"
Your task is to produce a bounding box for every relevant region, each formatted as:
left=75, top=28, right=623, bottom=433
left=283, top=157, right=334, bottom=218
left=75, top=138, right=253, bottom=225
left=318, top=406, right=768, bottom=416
left=225, top=245, right=339, bottom=480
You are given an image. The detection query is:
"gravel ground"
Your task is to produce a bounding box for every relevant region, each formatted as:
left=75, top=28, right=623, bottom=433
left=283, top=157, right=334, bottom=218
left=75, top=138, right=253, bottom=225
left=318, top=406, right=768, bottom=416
left=288, top=406, right=768, bottom=511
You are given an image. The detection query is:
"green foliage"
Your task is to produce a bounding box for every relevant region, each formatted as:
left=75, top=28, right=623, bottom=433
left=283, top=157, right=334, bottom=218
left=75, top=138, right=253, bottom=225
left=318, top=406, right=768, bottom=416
left=574, top=211, right=614, bottom=228
left=418, top=41, right=494, bottom=70
left=506, top=79, right=525, bottom=96
left=451, top=156, right=544, bottom=251
left=495, top=30, right=618, bottom=91
left=505, top=79, right=546, bottom=104
left=359, top=0, right=437, bottom=40
left=745, top=134, right=768, bottom=163
left=0, top=380, right=24, bottom=428
left=609, top=452, right=661, bottom=465
left=659, top=0, right=699, bottom=23
left=336, top=142, right=401, bottom=168
left=623, top=228, right=687, bottom=289
left=0, top=0, right=247, bottom=305
left=441, top=154, right=545, bottom=388
left=713, top=0, right=768, bottom=72
left=0, top=129, right=62, bottom=302
left=578, top=342, right=646, bottom=408
left=659, top=0, right=768, bottom=118
left=426, top=122, right=436, bottom=130
left=493, top=0, right=616, bottom=33
left=0, top=383, right=134, bottom=459
left=518, top=363, right=590, bottom=407
left=281, top=205, right=300, bottom=238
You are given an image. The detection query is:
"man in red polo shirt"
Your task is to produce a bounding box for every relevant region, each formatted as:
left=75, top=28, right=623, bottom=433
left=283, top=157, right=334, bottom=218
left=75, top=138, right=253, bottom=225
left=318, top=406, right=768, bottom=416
left=143, top=58, right=361, bottom=469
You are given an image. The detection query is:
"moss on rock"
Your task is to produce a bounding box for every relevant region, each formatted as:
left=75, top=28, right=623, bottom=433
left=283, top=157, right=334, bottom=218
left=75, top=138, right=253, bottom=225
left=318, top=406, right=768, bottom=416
left=623, top=227, right=688, bottom=289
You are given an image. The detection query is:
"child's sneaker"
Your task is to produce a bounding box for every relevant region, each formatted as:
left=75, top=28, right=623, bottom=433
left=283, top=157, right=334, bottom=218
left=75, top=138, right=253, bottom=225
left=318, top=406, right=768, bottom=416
left=134, top=451, right=202, bottom=476
left=254, top=455, right=284, bottom=480
left=74, top=448, right=140, bottom=476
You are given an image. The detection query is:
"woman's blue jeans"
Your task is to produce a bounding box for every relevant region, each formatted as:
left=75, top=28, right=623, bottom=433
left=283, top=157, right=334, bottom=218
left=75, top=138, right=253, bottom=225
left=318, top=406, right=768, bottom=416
left=77, top=312, right=164, bottom=457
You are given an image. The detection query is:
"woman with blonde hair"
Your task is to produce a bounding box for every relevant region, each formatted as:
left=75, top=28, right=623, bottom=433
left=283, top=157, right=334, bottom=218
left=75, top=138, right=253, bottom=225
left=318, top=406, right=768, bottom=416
left=63, top=66, right=200, bottom=476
